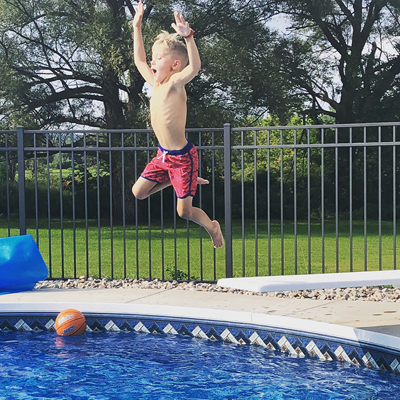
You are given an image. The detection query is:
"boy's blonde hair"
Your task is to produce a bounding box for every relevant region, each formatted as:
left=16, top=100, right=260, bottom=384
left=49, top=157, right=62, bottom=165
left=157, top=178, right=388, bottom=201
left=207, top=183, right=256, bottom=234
left=153, top=31, right=189, bottom=69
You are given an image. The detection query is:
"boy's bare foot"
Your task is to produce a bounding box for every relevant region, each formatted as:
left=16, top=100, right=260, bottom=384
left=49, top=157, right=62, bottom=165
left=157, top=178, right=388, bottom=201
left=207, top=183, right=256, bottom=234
left=208, top=220, right=224, bottom=248
left=197, top=177, right=209, bottom=185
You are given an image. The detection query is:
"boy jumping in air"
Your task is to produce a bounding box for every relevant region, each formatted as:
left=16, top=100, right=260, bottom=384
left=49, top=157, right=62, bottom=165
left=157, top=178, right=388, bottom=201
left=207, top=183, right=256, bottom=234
left=131, top=2, right=224, bottom=248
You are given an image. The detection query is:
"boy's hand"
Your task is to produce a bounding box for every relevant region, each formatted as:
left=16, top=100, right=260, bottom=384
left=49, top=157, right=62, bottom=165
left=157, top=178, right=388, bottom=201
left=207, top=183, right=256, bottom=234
left=171, top=11, right=191, bottom=37
left=133, top=1, right=144, bottom=28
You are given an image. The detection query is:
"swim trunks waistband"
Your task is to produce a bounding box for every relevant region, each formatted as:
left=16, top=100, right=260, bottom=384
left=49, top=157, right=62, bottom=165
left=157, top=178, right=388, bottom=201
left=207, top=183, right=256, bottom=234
left=158, top=141, right=193, bottom=156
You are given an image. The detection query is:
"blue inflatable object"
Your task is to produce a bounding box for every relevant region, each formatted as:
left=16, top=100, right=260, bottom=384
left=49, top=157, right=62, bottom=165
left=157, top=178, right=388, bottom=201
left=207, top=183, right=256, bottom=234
left=0, top=235, right=49, bottom=294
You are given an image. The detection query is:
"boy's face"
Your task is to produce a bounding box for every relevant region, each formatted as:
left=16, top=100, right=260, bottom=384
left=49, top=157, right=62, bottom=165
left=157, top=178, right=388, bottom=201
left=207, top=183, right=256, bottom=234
left=151, top=44, right=179, bottom=83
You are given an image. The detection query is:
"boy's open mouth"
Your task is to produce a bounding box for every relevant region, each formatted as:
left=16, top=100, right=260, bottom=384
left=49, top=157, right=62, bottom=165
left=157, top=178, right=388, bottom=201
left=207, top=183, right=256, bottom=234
left=151, top=68, right=157, bottom=75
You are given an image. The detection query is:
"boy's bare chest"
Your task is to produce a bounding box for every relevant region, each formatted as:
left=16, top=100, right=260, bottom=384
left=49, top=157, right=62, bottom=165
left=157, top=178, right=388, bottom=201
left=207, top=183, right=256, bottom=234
left=150, top=85, right=186, bottom=116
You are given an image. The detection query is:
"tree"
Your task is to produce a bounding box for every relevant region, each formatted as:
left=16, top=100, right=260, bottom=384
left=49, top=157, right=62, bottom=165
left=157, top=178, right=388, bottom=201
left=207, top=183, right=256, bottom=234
left=260, top=0, right=400, bottom=123
left=0, top=0, right=300, bottom=130
left=0, top=0, right=148, bottom=129
left=239, top=1, right=400, bottom=222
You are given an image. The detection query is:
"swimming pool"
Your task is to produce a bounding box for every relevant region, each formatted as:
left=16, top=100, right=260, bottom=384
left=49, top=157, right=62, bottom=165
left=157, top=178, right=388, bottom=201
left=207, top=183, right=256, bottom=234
left=0, top=330, right=399, bottom=399
left=1, top=301, right=400, bottom=398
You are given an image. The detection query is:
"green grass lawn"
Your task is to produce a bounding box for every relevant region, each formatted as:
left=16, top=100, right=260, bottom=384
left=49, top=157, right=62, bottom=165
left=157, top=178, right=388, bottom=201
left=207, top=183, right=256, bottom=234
left=1, top=218, right=399, bottom=281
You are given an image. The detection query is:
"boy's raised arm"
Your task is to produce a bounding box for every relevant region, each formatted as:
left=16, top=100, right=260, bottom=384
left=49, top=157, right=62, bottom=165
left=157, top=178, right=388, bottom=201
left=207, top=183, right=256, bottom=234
left=133, top=2, right=155, bottom=86
left=171, top=12, right=201, bottom=85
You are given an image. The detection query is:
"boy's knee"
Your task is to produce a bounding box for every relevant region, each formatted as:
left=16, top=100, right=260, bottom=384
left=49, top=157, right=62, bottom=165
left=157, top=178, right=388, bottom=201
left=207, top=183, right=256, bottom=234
left=177, top=204, right=191, bottom=220
left=132, top=186, right=147, bottom=200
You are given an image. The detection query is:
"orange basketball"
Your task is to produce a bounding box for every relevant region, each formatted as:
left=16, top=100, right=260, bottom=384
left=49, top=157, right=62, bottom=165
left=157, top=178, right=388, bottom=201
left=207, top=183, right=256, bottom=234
left=55, top=309, right=86, bottom=336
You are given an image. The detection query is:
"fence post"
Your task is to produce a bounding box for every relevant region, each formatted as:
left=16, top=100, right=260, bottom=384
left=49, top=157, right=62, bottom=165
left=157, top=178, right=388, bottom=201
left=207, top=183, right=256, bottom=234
left=224, top=123, right=233, bottom=278
left=17, top=126, right=26, bottom=236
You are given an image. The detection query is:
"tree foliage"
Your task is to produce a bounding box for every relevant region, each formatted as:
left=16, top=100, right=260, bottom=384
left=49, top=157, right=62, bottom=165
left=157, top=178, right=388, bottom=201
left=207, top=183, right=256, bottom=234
left=0, top=0, right=294, bottom=129
left=260, top=0, right=400, bottom=123
left=0, top=0, right=145, bottom=129
left=1, top=1, right=398, bottom=128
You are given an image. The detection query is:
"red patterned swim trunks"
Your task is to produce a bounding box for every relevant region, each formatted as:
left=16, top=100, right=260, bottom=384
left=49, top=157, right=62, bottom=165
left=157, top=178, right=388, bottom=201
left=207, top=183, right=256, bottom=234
left=140, top=141, right=199, bottom=199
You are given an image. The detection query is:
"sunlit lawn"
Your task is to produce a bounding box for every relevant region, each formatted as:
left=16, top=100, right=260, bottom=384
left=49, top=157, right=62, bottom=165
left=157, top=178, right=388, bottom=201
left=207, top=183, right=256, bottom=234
left=1, top=218, right=399, bottom=281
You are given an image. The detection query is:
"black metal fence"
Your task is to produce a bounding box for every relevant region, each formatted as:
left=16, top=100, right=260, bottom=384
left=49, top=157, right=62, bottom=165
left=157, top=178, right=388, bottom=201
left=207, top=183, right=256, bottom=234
left=1, top=122, right=399, bottom=281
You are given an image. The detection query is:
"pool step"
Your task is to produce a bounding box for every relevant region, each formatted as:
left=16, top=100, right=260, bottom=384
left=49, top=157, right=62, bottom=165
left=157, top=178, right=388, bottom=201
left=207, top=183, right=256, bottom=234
left=217, top=270, right=400, bottom=292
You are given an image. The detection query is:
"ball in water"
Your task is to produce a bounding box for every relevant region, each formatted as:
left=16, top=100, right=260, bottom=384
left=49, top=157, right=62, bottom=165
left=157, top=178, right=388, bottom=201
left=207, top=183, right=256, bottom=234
left=55, top=309, right=86, bottom=336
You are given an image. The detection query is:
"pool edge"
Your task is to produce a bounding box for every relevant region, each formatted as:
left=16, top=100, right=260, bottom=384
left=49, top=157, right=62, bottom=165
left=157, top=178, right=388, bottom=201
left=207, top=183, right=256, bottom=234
left=2, top=301, right=400, bottom=354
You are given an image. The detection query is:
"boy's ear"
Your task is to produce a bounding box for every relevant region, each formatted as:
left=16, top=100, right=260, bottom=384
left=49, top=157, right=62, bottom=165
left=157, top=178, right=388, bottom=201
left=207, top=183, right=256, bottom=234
left=171, top=59, right=181, bottom=71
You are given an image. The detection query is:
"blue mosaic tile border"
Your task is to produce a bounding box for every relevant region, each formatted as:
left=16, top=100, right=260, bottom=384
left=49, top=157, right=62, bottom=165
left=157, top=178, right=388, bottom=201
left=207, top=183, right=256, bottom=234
left=1, top=312, right=400, bottom=374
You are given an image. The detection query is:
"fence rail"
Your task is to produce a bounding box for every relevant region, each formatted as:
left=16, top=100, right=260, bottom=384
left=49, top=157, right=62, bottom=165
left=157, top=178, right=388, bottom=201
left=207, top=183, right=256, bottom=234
left=1, top=122, right=399, bottom=281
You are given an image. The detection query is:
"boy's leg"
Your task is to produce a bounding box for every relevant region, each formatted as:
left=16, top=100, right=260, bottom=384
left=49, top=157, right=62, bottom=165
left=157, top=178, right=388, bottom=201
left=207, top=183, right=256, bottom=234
left=176, top=197, right=224, bottom=248
left=132, top=176, right=209, bottom=200
left=132, top=177, right=171, bottom=200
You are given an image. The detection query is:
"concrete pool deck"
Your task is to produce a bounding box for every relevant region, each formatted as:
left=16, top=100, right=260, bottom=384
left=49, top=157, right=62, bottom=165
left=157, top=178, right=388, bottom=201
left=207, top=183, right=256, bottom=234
left=1, top=286, right=400, bottom=338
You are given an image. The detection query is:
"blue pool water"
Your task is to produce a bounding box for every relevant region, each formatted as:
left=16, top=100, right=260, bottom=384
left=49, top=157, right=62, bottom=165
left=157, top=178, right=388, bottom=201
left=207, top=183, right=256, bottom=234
left=0, top=331, right=399, bottom=399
